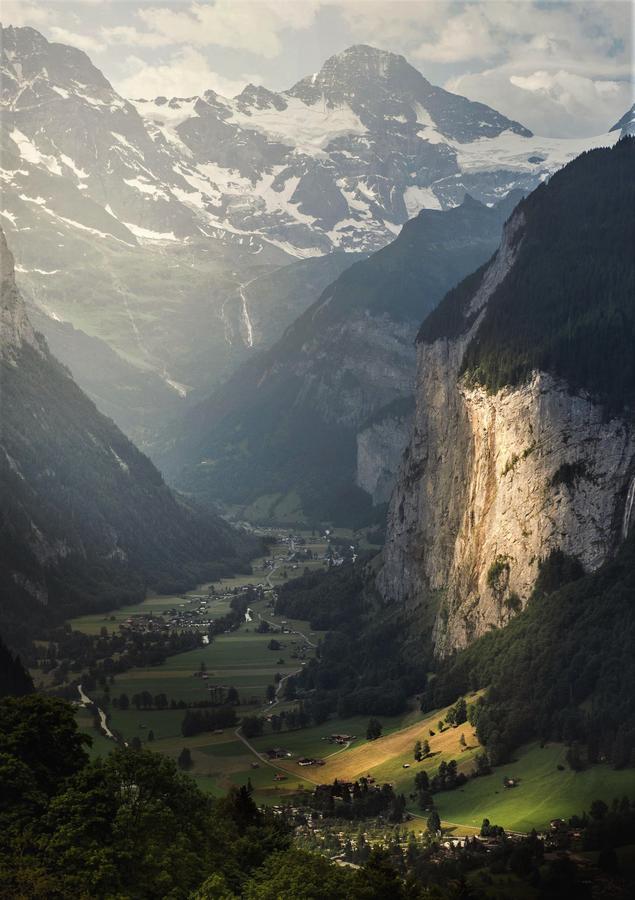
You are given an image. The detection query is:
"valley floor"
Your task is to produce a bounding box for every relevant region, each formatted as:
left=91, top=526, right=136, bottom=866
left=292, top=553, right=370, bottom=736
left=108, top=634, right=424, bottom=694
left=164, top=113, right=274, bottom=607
left=46, top=525, right=634, bottom=837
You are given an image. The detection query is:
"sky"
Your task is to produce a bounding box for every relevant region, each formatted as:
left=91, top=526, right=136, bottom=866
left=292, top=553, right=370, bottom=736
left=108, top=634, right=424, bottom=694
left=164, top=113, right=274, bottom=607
left=3, top=0, right=633, bottom=137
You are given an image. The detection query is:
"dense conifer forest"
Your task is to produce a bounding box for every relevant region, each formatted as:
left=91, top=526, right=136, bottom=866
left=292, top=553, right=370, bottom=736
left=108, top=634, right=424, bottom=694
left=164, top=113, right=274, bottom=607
left=419, top=138, right=635, bottom=413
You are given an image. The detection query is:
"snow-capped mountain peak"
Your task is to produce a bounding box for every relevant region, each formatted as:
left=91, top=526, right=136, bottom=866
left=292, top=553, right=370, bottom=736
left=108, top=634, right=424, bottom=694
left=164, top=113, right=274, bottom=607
left=611, top=103, right=635, bottom=137
left=0, top=24, right=623, bottom=424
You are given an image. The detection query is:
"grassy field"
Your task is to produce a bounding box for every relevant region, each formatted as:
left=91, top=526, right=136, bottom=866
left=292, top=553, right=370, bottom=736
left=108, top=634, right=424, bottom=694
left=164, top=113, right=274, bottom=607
left=435, top=742, right=635, bottom=833
left=70, top=534, right=335, bottom=799
left=260, top=699, right=482, bottom=796
left=68, top=529, right=632, bottom=829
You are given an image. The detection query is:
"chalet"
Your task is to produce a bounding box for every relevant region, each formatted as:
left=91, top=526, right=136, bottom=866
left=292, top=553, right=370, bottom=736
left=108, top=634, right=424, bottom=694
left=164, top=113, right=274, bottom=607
left=328, top=734, right=355, bottom=745
left=265, top=748, right=289, bottom=759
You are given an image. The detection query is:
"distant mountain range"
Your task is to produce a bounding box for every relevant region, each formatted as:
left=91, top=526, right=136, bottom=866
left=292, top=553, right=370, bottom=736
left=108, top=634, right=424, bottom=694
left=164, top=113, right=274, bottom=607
left=0, top=226, right=251, bottom=649
left=0, top=26, right=623, bottom=446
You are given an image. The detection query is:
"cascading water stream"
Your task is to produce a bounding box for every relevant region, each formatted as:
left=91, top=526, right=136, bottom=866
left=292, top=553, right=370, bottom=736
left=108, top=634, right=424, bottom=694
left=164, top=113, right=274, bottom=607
left=623, top=475, right=635, bottom=540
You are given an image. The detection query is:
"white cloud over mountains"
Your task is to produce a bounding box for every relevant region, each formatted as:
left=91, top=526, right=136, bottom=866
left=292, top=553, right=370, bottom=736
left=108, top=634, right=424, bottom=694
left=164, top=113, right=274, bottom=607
left=133, top=0, right=321, bottom=59
left=117, top=46, right=255, bottom=99
left=2, top=0, right=632, bottom=137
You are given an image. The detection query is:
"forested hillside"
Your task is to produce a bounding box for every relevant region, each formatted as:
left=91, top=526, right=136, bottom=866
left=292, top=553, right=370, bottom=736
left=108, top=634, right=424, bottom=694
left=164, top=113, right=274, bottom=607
left=420, top=137, right=635, bottom=412
left=422, top=536, right=635, bottom=768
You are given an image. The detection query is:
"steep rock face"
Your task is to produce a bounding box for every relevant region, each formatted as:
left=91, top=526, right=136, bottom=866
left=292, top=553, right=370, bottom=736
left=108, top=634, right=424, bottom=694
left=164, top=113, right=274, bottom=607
left=356, top=399, right=415, bottom=505
left=379, top=139, right=635, bottom=655
left=0, top=228, right=40, bottom=354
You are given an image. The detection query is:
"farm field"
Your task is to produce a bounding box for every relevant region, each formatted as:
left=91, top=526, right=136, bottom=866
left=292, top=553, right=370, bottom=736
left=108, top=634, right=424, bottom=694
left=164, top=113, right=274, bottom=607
left=67, top=526, right=632, bottom=831
left=68, top=529, right=340, bottom=798
left=435, top=742, right=635, bottom=833
left=261, top=698, right=482, bottom=792
left=99, top=615, right=323, bottom=743
left=250, top=711, right=419, bottom=762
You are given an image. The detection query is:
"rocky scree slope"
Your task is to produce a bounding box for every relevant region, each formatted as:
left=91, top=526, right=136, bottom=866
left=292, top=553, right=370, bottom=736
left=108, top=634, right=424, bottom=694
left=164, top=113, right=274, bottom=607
left=0, top=227, right=250, bottom=648
left=379, top=138, right=635, bottom=656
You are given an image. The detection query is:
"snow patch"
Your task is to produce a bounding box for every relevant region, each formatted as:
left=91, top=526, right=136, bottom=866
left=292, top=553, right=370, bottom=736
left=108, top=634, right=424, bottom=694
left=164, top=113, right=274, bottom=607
left=124, top=176, right=171, bottom=201
left=109, top=448, right=129, bottom=473
left=59, top=154, right=89, bottom=180
left=228, top=94, right=366, bottom=155
left=10, top=129, right=62, bottom=175
left=131, top=97, right=199, bottom=129
left=122, top=221, right=178, bottom=242
left=453, top=128, right=620, bottom=175
left=404, top=185, right=442, bottom=216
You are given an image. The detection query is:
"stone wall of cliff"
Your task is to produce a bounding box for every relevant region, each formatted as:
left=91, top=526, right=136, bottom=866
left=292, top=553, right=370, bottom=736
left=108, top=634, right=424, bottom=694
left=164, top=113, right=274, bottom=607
left=379, top=208, right=635, bottom=656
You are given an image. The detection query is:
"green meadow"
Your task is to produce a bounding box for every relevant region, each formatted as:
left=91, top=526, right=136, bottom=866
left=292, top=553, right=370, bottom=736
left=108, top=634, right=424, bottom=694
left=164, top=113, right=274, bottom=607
left=435, top=742, right=635, bottom=832
left=69, top=528, right=633, bottom=829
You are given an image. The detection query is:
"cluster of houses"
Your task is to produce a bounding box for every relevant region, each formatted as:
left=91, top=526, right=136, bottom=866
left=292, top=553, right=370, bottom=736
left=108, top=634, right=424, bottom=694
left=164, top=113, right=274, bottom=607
left=117, top=592, right=223, bottom=637
left=263, top=747, right=328, bottom=768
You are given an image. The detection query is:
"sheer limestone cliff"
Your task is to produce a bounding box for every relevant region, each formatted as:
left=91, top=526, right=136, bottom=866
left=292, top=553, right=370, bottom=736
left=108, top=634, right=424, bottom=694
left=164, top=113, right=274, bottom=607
left=379, top=141, right=635, bottom=656
left=356, top=399, right=415, bottom=505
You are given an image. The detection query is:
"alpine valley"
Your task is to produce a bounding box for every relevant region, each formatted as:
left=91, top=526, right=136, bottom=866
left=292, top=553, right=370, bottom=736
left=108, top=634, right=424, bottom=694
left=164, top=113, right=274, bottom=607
left=1, top=12, right=634, bottom=900
left=0, top=26, right=621, bottom=446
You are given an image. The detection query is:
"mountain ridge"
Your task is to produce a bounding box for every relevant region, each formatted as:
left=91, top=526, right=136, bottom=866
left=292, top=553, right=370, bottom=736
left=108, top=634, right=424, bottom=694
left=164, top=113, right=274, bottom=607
left=1, top=24, right=623, bottom=447
left=0, top=226, right=252, bottom=648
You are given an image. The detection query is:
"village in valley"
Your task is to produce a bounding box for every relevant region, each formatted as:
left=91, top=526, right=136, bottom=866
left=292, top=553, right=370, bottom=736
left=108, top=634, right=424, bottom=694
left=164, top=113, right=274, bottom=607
left=27, top=521, right=635, bottom=889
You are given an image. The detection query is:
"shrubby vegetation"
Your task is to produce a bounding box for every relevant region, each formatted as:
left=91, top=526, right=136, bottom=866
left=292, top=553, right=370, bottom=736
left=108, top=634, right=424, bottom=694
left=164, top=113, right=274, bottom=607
left=181, top=706, right=237, bottom=737
left=0, top=635, right=33, bottom=697
left=0, top=694, right=471, bottom=899
left=308, top=778, right=406, bottom=822
left=275, top=562, right=369, bottom=631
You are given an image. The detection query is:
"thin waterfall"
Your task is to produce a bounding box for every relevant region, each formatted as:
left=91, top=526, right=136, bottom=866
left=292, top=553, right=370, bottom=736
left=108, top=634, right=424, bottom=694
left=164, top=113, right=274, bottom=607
left=623, top=475, right=635, bottom=540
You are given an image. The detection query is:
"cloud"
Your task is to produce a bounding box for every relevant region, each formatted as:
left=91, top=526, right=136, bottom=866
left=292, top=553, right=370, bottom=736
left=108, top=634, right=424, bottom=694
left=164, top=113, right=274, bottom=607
left=412, top=6, right=501, bottom=64
left=448, top=67, right=632, bottom=137
left=340, top=0, right=632, bottom=137
left=100, top=25, right=175, bottom=50
left=114, top=46, right=250, bottom=98
left=340, top=0, right=632, bottom=69
left=134, top=0, right=321, bottom=58
left=1, top=0, right=53, bottom=27
left=49, top=26, right=106, bottom=54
